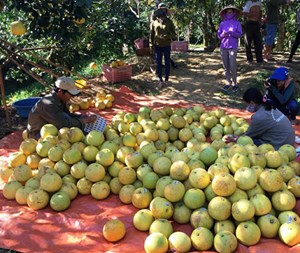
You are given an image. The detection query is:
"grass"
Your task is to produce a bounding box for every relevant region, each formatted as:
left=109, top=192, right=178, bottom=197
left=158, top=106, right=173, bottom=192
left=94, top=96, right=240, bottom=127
left=6, top=82, right=46, bottom=105
left=189, top=43, right=205, bottom=49
left=76, top=63, right=102, bottom=78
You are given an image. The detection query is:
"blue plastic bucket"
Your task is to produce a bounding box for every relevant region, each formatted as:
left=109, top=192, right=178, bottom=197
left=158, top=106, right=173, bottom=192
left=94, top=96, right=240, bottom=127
left=12, top=97, right=41, bottom=118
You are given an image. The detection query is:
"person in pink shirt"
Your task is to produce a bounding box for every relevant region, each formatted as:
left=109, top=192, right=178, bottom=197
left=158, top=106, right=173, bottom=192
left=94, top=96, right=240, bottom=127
left=217, top=5, right=243, bottom=92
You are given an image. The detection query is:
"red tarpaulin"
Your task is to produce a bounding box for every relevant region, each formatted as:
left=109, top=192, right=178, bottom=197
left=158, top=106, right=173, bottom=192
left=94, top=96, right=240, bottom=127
left=0, top=86, right=299, bottom=253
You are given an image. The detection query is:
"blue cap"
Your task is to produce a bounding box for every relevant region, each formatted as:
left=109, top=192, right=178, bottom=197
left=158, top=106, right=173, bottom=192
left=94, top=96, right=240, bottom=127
left=270, top=67, right=289, bottom=81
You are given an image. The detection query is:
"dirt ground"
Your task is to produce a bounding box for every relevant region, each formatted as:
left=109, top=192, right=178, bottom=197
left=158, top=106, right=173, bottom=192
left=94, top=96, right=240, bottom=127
left=1, top=49, right=300, bottom=140
left=129, top=49, right=300, bottom=107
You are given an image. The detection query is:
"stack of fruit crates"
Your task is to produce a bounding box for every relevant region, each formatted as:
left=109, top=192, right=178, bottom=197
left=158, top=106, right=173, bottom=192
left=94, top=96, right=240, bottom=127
left=102, top=64, right=132, bottom=83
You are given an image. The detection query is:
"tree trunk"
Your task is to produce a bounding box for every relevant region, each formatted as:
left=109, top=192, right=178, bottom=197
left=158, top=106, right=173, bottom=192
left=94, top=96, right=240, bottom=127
left=184, top=21, right=192, bottom=42
left=201, top=7, right=217, bottom=52
left=277, top=15, right=285, bottom=51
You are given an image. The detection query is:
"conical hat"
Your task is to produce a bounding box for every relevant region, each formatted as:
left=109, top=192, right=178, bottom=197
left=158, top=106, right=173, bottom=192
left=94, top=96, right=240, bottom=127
left=219, top=5, right=241, bottom=17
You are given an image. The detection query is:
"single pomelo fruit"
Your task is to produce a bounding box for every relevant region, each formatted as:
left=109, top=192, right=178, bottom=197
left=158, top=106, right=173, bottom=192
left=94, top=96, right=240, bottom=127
left=27, top=189, right=49, bottom=210
left=50, top=191, right=71, bottom=211
left=102, top=219, right=126, bottom=242
left=2, top=180, right=23, bottom=200
left=168, top=231, right=192, bottom=253
left=11, top=20, right=26, bottom=35
left=144, top=232, right=168, bottom=253
left=191, top=227, right=214, bottom=251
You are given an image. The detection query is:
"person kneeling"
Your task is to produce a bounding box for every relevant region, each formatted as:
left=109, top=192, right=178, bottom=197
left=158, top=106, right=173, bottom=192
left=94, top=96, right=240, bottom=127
left=225, top=87, right=295, bottom=150
left=264, top=67, right=300, bottom=125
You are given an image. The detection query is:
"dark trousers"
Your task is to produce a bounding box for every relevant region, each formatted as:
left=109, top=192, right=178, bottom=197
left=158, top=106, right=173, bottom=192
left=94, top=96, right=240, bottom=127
left=288, top=30, right=300, bottom=61
left=244, top=20, right=263, bottom=62
left=155, top=45, right=171, bottom=82
left=270, top=99, right=300, bottom=120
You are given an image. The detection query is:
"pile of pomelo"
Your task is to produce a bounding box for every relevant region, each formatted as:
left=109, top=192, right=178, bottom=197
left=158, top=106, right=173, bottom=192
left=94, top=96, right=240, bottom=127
left=108, top=59, right=127, bottom=68
left=1, top=105, right=300, bottom=253
left=69, top=88, right=115, bottom=112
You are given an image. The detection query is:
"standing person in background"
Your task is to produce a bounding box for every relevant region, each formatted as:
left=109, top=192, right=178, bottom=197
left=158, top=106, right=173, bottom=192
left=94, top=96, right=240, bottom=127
left=287, top=6, right=300, bottom=63
left=242, top=0, right=264, bottom=63
left=263, top=0, right=291, bottom=62
left=150, top=2, right=176, bottom=89
left=217, top=5, right=243, bottom=93
left=151, top=2, right=178, bottom=69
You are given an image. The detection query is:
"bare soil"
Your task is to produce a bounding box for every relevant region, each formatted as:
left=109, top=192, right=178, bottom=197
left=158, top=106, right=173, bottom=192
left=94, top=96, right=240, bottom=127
left=1, top=49, right=300, bottom=140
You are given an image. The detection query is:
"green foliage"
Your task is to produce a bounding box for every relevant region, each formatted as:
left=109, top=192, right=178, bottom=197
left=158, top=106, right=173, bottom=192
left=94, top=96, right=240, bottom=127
left=9, top=0, right=91, bottom=42
left=0, top=0, right=151, bottom=84
left=74, top=58, right=105, bottom=78
left=0, top=0, right=298, bottom=86
left=6, top=82, right=46, bottom=104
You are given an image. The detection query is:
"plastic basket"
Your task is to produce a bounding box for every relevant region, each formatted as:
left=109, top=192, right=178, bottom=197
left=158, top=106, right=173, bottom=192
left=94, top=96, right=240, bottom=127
left=136, top=48, right=151, bottom=56
left=102, top=64, right=132, bottom=83
left=134, top=38, right=145, bottom=49
left=171, top=41, right=189, bottom=52
left=12, top=97, right=41, bottom=118
left=134, top=38, right=149, bottom=49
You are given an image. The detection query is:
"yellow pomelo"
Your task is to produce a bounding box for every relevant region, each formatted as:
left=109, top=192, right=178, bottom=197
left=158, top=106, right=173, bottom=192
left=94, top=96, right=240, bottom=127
left=11, top=20, right=26, bottom=35
left=103, top=219, right=126, bottom=242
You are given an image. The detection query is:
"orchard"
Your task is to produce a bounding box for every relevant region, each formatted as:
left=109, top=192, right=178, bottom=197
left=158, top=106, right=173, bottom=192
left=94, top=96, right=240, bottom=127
left=1, top=0, right=300, bottom=252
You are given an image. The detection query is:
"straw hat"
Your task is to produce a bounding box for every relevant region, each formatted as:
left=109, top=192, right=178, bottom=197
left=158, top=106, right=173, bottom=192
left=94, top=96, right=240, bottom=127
left=219, top=5, right=241, bottom=17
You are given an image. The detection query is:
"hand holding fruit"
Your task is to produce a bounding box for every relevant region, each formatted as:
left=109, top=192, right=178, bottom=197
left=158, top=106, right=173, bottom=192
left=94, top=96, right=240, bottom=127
left=223, top=134, right=238, bottom=143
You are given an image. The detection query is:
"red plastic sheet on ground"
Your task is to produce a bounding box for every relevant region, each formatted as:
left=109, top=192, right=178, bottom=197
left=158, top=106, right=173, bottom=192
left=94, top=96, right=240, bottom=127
left=0, top=86, right=299, bottom=253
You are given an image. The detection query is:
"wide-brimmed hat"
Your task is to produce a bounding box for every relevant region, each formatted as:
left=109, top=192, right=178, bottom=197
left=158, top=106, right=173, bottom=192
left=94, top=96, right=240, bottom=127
left=55, top=76, right=80, bottom=96
left=219, top=5, right=241, bottom=17
left=270, top=67, right=289, bottom=81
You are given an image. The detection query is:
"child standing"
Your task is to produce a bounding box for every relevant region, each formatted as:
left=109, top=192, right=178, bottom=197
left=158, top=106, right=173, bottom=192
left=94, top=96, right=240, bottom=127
left=217, top=5, right=243, bottom=92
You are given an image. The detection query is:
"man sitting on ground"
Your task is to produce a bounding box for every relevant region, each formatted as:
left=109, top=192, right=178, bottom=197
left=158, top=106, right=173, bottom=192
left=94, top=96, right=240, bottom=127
left=27, top=76, right=96, bottom=139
